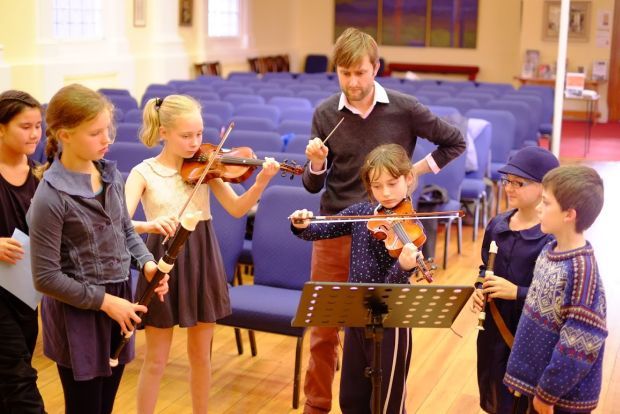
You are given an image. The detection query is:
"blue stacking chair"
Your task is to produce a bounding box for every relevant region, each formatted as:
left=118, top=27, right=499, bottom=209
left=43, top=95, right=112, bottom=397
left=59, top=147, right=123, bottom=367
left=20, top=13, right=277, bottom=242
left=284, top=134, right=311, bottom=154
left=500, top=93, right=544, bottom=145
left=227, top=71, right=259, bottom=83
left=413, top=139, right=466, bottom=269
left=280, top=108, right=314, bottom=123
left=460, top=118, right=492, bottom=241
left=415, top=91, right=452, bottom=104
left=201, top=112, right=223, bottom=130
left=435, top=97, right=480, bottom=116
left=177, top=84, right=215, bottom=94
left=187, top=91, right=220, bottom=102
left=417, top=85, right=459, bottom=96
left=229, top=115, right=277, bottom=132
left=106, top=142, right=160, bottom=173
left=262, top=72, right=295, bottom=81
left=204, top=127, right=220, bottom=143
left=108, top=95, right=139, bottom=114
left=99, top=88, right=131, bottom=97
left=168, top=80, right=200, bottom=90
left=484, top=100, right=531, bottom=149
left=475, top=82, right=515, bottom=95
left=278, top=120, right=312, bottom=136
left=225, top=130, right=283, bottom=153
left=268, top=97, right=312, bottom=111
left=466, top=109, right=517, bottom=215
left=123, top=109, right=142, bottom=123
left=223, top=93, right=265, bottom=108
left=210, top=81, right=242, bottom=92
left=257, top=88, right=294, bottom=102
left=115, top=122, right=141, bottom=143
left=286, top=84, right=321, bottom=94
left=296, top=90, right=334, bottom=107
left=304, top=54, right=329, bottom=73
left=202, top=101, right=234, bottom=125
left=234, top=103, right=280, bottom=124
left=210, top=183, right=252, bottom=354
left=427, top=105, right=460, bottom=117
left=217, top=185, right=321, bottom=409
left=456, top=91, right=496, bottom=106
left=218, top=87, right=254, bottom=98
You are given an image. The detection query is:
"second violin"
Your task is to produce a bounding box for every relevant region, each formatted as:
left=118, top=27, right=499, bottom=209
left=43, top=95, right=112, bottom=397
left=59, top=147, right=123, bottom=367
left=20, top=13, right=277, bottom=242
left=181, top=142, right=304, bottom=185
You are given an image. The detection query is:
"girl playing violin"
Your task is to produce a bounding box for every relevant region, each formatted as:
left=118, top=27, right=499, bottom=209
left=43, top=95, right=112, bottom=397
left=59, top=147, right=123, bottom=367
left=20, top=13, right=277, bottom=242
left=290, top=143, right=422, bottom=414
left=27, top=84, right=169, bottom=414
left=124, top=94, right=280, bottom=414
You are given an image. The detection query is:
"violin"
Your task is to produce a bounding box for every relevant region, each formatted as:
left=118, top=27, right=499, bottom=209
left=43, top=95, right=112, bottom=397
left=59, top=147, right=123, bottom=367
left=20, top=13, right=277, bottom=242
left=366, top=198, right=434, bottom=283
left=181, top=143, right=304, bottom=185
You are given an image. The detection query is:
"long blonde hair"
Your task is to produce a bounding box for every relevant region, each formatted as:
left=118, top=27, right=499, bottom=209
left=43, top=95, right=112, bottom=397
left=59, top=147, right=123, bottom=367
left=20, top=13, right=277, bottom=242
left=139, top=94, right=201, bottom=148
left=34, top=84, right=115, bottom=178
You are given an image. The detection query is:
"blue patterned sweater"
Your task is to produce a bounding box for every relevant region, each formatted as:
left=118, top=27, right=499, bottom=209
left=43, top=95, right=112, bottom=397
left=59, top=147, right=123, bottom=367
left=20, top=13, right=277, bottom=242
left=504, top=241, right=607, bottom=412
left=292, top=201, right=414, bottom=284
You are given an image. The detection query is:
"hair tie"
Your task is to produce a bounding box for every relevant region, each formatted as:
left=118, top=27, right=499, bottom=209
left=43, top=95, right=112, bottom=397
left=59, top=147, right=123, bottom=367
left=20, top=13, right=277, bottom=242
left=154, top=97, right=163, bottom=110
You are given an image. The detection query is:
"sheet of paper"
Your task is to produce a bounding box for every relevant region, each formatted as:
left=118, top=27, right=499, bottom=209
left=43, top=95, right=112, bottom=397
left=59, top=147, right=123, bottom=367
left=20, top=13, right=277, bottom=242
left=0, top=229, right=42, bottom=310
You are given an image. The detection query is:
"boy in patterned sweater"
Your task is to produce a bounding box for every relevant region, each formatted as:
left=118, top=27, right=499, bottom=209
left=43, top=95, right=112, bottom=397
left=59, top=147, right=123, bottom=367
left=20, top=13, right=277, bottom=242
left=504, top=165, right=606, bottom=414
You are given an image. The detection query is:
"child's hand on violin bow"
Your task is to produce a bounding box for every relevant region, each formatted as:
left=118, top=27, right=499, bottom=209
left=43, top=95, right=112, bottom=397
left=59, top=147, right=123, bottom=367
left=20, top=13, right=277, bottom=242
left=289, top=209, right=314, bottom=229
left=398, top=242, right=423, bottom=271
left=255, top=157, right=280, bottom=187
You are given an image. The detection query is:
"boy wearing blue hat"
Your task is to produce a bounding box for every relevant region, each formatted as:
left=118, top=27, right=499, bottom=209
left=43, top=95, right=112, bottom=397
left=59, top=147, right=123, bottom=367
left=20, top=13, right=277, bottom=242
left=472, top=146, right=559, bottom=413
left=504, top=165, right=606, bottom=414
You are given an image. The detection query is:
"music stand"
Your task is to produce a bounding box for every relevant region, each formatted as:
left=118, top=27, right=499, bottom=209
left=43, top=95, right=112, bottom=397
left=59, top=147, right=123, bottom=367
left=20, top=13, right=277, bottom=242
left=292, top=281, right=474, bottom=414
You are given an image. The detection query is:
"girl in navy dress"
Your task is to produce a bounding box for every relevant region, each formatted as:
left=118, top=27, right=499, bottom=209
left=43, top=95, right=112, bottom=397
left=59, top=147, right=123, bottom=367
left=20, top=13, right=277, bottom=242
left=472, top=146, right=559, bottom=413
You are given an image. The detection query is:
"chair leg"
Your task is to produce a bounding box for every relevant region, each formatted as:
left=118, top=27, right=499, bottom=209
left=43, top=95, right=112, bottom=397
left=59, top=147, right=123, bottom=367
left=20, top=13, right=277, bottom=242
left=457, top=217, right=462, bottom=254
left=472, top=199, right=480, bottom=242
left=234, top=328, right=244, bottom=355
left=249, top=330, right=257, bottom=357
left=292, top=335, right=304, bottom=409
left=443, top=218, right=451, bottom=269
left=481, top=192, right=489, bottom=228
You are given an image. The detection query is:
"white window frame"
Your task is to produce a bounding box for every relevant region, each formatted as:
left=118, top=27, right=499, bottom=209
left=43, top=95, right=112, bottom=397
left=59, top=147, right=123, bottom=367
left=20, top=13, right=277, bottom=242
left=51, top=0, right=104, bottom=41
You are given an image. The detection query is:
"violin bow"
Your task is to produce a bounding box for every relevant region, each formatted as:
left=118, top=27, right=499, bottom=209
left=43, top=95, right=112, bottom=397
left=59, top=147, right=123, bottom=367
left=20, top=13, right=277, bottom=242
left=322, top=117, right=344, bottom=144
left=111, top=123, right=236, bottom=366
left=289, top=210, right=465, bottom=224
left=162, top=122, right=235, bottom=245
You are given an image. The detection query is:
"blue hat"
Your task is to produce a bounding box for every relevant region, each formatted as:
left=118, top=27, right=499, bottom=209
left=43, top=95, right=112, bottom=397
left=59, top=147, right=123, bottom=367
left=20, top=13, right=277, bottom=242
left=498, top=147, right=559, bottom=183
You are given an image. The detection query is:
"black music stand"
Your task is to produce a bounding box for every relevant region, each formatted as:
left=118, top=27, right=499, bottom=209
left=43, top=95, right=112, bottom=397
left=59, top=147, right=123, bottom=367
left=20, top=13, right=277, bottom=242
left=292, top=281, right=474, bottom=414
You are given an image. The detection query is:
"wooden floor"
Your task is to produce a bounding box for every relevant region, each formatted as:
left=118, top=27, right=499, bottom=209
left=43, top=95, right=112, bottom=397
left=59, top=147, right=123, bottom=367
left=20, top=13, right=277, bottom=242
left=32, top=160, right=620, bottom=413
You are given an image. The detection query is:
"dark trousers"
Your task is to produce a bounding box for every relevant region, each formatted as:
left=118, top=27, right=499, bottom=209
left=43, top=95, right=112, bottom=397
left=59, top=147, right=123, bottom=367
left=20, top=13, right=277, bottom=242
left=57, top=364, right=124, bottom=414
left=339, top=327, right=412, bottom=414
left=0, top=289, right=45, bottom=414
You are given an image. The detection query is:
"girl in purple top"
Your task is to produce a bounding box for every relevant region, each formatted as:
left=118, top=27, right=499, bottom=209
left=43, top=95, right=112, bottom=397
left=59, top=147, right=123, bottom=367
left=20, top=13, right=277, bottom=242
left=0, top=90, right=45, bottom=413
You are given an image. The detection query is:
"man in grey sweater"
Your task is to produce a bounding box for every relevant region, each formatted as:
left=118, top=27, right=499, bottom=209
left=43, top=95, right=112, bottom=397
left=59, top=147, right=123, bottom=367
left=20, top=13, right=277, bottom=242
left=301, top=27, right=466, bottom=414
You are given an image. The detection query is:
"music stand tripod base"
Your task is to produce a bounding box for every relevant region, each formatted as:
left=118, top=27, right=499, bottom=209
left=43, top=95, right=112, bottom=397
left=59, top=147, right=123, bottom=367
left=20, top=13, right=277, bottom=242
left=292, top=281, right=474, bottom=414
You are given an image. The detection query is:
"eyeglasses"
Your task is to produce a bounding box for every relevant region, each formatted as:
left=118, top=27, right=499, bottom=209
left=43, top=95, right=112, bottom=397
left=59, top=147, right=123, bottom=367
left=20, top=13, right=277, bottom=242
left=500, top=177, right=532, bottom=189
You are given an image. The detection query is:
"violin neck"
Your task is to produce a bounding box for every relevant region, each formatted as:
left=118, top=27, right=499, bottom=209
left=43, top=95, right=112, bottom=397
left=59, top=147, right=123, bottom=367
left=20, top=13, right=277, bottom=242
left=219, top=156, right=264, bottom=167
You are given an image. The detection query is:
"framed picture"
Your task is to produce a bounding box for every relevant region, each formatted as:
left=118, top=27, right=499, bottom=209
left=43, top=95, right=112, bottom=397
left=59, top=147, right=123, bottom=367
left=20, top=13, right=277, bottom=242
left=133, top=0, right=146, bottom=28
left=179, top=0, right=193, bottom=27
left=543, top=1, right=591, bottom=42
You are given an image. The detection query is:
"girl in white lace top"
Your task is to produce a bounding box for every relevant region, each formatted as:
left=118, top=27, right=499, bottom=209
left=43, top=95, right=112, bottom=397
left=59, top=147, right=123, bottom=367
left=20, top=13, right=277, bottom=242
left=124, top=94, right=279, bottom=413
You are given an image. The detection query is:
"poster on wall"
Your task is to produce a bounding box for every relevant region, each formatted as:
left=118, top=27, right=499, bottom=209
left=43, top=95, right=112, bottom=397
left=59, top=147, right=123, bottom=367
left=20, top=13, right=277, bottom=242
left=543, top=1, right=591, bottom=42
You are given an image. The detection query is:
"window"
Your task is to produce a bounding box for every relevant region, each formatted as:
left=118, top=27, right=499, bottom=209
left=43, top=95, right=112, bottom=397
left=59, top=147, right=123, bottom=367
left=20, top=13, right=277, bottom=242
left=52, top=0, right=103, bottom=40
left=208, top=0, right=240, bottom=37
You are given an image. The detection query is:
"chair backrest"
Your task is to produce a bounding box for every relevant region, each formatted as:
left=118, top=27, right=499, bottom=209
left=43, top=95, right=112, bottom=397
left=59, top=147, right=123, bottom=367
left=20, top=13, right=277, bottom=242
left=108, top=95, right=139, bottom=113
left=188, top=91, right=220, bottom=102
left=284, top=134, right=311, bottom=154
left=465, top=118, right=492, bottom=179
left=106, top=142, right=160, bottom=173
left=268, top=96, right=312, bottom=111
left=230, top=115, right=277, bottom=132
left=465, top=109, right=516, bottom=164
left=484, top=100, right=531, bottom=149
left=257, top=88, right=294, bottom=101
left=426, top=105, right=460, bottom=118
left=455, top=91, right=496, bottom=105
left=201, top=112, right=224, bottom=130
left=435, top=97, right=480, bottom=115
left=413, top=139, right=466, bottom=202
left=210, top=183, right=247, bottom=283
left=227, top=71, right=259, bottom=83
left=286, top=84, right=321, bottom=93
left=296, top=90, right=334, bottom=107
left=280, top=108, right=314, bottom=123
left=252, top=186, right=321, bottom=289
left=223, top=93, right=265, bottom=108
left=278, top=119, right=312, bottom=136
left=415, top=91, right=451, bottom=103
left=123, top=109, right=143, bottom=123
left=202, top=101, right=234, bottom=124
left=99, top=88, right=131, bottom=97
left=226, top=130, right=283, bottom=152
left=303, top=55, right=329, bottom=73
left=115, top=122, right=142, bottom=143
left=234, top=103, right=280, bottom=124
left=218, top=87, right=255, bottom=98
